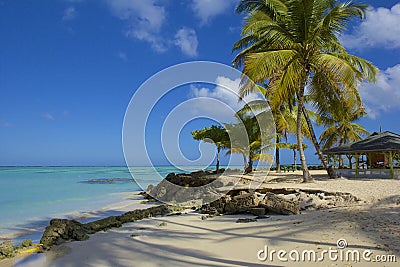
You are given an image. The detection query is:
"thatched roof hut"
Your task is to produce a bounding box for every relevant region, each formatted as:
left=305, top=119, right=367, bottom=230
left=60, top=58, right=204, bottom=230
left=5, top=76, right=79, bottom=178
left=323, top=131, right=400, bottom=154
left=323, top=131, right=400, bottom=178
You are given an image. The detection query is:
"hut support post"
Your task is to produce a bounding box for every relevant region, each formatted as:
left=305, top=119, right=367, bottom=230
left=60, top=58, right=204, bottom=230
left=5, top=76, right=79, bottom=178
left=389, top=151, right=394, bottom=179
left=368, top=153, right=372, bottom=170
left=355, top=154, right=359, bottom=177
left=345, top=154, right=353, bottom=169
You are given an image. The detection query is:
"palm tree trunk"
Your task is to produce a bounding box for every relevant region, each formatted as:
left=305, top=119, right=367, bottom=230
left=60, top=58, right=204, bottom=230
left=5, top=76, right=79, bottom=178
left=301, top=106, right=338, bottom=179
left=216, top=146, right=221, bottom=173
left=243, top=154, right=248, bottom=170
left=245, top=159, right=253, bottom=174
left=293, top=148, right=297, bottom=168
left=276, top=136, right=281, bottom=173
left=296, top=92, right=312, bottom=182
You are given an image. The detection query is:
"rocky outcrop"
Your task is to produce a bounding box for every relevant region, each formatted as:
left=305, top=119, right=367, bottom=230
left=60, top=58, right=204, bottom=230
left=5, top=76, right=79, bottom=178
left=201, top=191, right=263, bottom=215
left=225, top=192, right=260, bottom=214
left=20, top=239, right=32, bottom=248
left=165, top=171, right=216, bottom=187
left=201, top=188, right=359, bottom=216
left=0, top=240, right=14, bottom=259
left=201, top=191, right=299, bottom=215
left=260, top=192, right=300, bottom=215
left=292, top=191, right=359, bottom=210
left=0, top=239, right=38, bottom=259
left=144, top=172, right=225, bottom=206
left=40, top=219, right=89, bottom=249
left=40, top=205, right=184, bottom=250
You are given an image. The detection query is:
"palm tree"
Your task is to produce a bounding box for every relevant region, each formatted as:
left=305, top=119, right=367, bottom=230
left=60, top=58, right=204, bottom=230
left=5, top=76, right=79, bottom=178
left=233, top=0, right=377, bottom=182
left=225, top=113, right=274, bottom=174
left=237, top=96, right=314, bottom=172
left=318, top=99, right=369, bottom=168
left=191, top=125, right=229, bottom=173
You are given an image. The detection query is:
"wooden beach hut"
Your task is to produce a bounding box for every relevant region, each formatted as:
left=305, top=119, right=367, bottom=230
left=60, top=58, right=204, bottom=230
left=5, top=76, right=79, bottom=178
left=323, top=131, right=400, bottom=179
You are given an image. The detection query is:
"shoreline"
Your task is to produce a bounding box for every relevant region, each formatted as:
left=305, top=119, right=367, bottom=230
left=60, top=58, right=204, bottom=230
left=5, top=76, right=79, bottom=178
left=2, top=170, right=400, bottom=266
left=0, top=191, right=153, bottom=245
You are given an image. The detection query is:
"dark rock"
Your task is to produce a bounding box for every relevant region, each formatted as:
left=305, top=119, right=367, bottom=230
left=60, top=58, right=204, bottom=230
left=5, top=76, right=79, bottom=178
left=260, top=192, right=301, bottom=215
left=201, top=195, right=231, bottom=214
left=236, top=218, right=257, bottom=223
left=40, top=219, right=89, bottom=249
left=249, top=208, right=266, bottom=216
left=40, top=205, right=184, bottom=250
left=86, top=216, right=122, bottom=233
left=144, top=171, right=225, bottom=205
left=21, top=239, right=32, bottom=248
left=225, top=193, right=260, bottom=214
left=202, top=206, right=220, bottom=216
left=212, top=168, right=225, bottom=174
left=166, top=172, right=215, bottom=187
left=139, top=190, right=158, bottom=202
left=146, top=184, right=154, bottom=192
left=0, top=240, right=14, bottom=258
left=191, top=170, right=213, bottom=177
left=201, top=192, right=262, bottom=215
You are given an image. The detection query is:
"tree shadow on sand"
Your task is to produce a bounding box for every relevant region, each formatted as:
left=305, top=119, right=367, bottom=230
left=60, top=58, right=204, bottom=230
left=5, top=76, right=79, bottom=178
left=45, top=198, right=399, bottom=267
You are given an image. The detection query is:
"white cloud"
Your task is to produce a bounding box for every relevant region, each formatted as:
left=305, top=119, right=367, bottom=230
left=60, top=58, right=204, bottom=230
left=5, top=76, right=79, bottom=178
left=340, top=3, right=400, bottom=49
left=42, top=112, right=55, bottom=121
left=360, top=64, right=400, bottom=119
left=191, top=0, right=237, bottom=25
left=190, top=76, right=263, bottom=121
left=174, top=28, right=198, bottom=57
left=62, top=6, right=77, bottom=21
left=106, top=0, right=167, bottom=52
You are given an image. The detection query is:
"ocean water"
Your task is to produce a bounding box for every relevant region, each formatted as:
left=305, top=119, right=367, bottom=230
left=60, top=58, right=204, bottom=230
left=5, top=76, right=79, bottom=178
left=0, top=166, right=215, bottom=243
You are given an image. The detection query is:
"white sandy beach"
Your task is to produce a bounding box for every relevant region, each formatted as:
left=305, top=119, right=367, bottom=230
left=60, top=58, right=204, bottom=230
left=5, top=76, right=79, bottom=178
left=2, top=170, right=399, bottom=267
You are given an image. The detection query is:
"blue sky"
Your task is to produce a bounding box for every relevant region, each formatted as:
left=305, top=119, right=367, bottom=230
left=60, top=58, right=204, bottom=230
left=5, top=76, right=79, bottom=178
left=1, top=0, right=400, bottom=166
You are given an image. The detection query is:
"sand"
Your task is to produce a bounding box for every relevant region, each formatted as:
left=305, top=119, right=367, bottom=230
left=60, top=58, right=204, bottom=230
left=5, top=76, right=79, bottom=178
left=2, top=170, right=399, bottom=267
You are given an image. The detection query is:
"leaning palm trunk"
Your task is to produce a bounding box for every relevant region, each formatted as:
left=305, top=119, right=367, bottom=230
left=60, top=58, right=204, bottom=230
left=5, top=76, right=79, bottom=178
left=297, top=83, right=312, bottom=182
left=275, top=136, right=281, bottom=173
left=301, top=106, right=338, bottom=179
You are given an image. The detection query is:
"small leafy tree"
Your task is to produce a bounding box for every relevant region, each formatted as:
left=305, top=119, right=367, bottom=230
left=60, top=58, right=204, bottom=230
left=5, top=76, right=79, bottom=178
left=191, top=125, right=229, bottom=172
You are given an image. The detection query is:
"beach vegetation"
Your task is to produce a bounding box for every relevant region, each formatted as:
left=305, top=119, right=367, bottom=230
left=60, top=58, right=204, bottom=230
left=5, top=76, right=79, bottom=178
left=233, top=0, right=378, bottom=182
left=225, top=112, right=274, bottom=174
left=191, top=125, right=230, bottom=172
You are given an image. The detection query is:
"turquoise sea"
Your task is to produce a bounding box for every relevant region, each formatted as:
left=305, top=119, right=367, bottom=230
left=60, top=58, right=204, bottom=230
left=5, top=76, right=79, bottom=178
left=0, top=166, right=215, bottom=244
